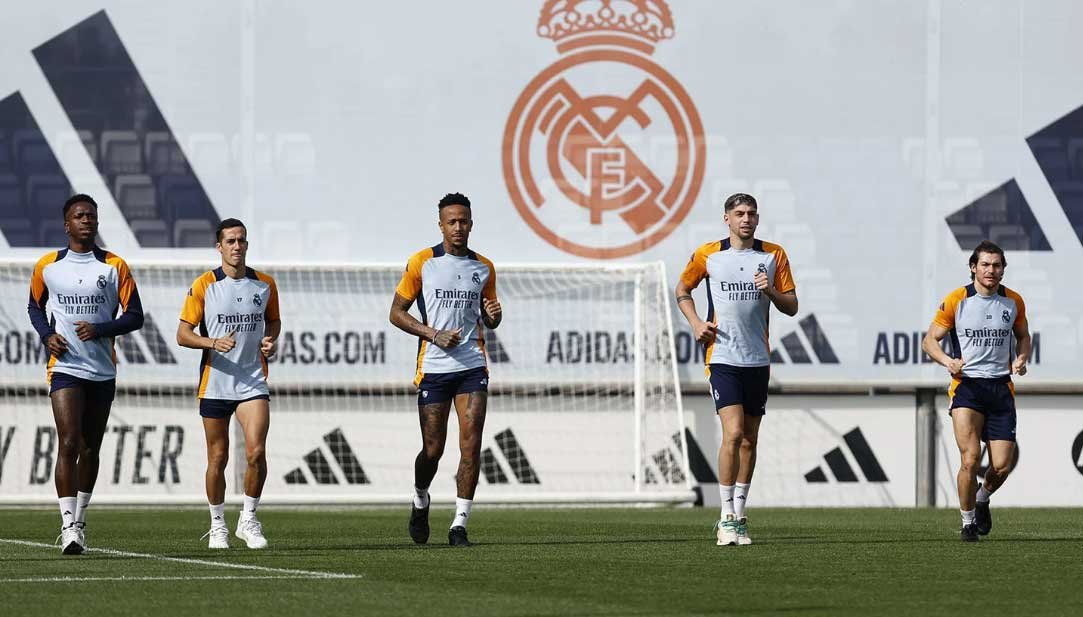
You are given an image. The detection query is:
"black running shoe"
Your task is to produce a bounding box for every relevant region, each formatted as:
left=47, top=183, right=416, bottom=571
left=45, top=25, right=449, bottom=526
left=975, top=501, right=992, bottom=536
left=960, top=523, right=980, bottom=542
left=448, top=526, right=472, bottom=547
left=408, top=503, right=430, bottom=544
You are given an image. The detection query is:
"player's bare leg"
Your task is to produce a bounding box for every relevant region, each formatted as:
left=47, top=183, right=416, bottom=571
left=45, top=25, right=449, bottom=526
left=69, top=395, right=111, bottom=550
left=952, top=408, right=984, bottom=541
left=716, top=405, right=745, bottom=546
left=449, top=391, right=487, bottom=547
left=235, top=400, right=270, bottom=548
left=409, top=401, right=452, bottom=544
left=202, top=416, right=231, bottom=548
left=734, top=414, right=762, bottom=545
left=51, top=388, right=86, bottom=554
left=975, top=439, right=1014, bottom=536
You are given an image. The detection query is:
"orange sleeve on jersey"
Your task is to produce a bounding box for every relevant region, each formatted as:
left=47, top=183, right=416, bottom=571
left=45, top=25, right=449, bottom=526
left=479, top=255, right=497, bottom=301
left=29, top=252, right=55, bottom=307
left=764, top=242, right=795, bottom=294
left=105, top=254, right=138, bottom=311
left=395, top=249, right=432, bottom=301
left=257, top=272, right=281, bottom=322
left=1005, top=288, right=1026, bottom=327
left=180, top=272, right=214, bottom=325
left=933, top=287, right=966, bottom=329
left=679, top=243, right=715, bottom=289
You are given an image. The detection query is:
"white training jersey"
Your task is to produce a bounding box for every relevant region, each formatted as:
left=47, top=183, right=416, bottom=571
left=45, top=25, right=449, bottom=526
left=180, top=266, right=280, bottom=400
left=395, top=243, right=497, bottom=386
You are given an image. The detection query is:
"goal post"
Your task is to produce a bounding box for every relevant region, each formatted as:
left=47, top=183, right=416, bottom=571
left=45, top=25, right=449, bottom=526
left=0, top=258, right=693, bottom=505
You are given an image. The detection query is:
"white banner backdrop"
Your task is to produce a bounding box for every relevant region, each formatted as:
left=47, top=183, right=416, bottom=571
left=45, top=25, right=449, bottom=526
left=935, top=395, right=1083, bottom=507
left=0, top=1, right=1080, bottom=387
left=682, top=394, right=917, bottom=508
left=0, top=405, right=210, bottom=501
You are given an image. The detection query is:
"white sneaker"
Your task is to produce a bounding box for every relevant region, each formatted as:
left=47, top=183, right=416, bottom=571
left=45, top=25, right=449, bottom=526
left=736, top=517, right=753, bottom=545
left=236, top=517, right=268, bottom=549
left=57, top=524, right=85, bottom=555
left=202, top=525, right=230, bottom=549
left=75, top=523, right=87, bottom=550
left=715, top=515, right=739, bottom=546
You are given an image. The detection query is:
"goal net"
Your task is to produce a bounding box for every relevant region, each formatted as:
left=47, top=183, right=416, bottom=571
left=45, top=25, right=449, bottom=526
left=0, top=259, right=692, bottom=505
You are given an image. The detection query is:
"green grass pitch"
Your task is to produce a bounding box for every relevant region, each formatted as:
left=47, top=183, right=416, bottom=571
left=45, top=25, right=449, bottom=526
left=1, top=507, right=1080, bottom=616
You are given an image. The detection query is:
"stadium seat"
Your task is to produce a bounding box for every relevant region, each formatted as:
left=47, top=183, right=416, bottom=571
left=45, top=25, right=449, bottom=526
left=948, top=224, right=983, bottom=249
left=0, top=173, right=24, bottom=218
left=101, top=130, right=143, bottom=175
left=38, top=219, right=68, bottom=247
left=129, top=219, right=170, bottom=247
left=275, top=133, right=316, bottom=175
left=27, top=174, right=71, bottom=216
left=188, top=132, right=231, bottom=175
left=55, top=130, right=97, bottom=165
left=159, top=174, right=210, bottom=220
left=13, top=129, right=59, bottom=175
left=944, top=138, right=984, bottom=179
left=1028, top=137, right=1070, bottom=182
left=145, top=131, right=187, bottom=175
left=173, top=218, right=214, bottom=247
left=989, top=224, right=1029, bottom=250
left=114, top=174, right=159, bottom=220
left=232, top=132, right=273, bottom=175
left=0, top=218, right=34, bottom=247
left=0, top=131, right=11, bottom=174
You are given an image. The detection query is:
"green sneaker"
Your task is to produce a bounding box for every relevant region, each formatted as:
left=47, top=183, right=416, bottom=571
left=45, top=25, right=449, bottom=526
left=736, top=517, right=752, bottom=545
left=715, top=515, right=739, bottom=546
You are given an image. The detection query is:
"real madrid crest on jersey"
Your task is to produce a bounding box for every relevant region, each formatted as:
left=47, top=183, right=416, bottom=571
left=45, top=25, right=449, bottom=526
left=96, top=274, right=107, bottom=289
left=503, top=0, right=706, bottom=259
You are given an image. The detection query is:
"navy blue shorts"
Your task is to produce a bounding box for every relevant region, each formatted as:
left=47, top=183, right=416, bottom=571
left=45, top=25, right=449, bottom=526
left=49, top=372, right=116, bottom=403
left=199, top=395, right=270, bottom=419
left=417, top=367, right=489, bottom=405
left=708, top=364, right=770, bottom=415
left=949, top=376, right=1017, bottom=442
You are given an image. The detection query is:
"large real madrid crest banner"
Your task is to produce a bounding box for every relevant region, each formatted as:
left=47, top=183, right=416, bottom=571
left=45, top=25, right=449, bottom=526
left=1, top=1, right=1082, bottom=386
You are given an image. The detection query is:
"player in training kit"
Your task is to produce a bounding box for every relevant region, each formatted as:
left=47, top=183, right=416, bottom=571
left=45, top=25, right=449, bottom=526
left=27, top=194, right=144, bottom=555
left=675, top=193, right=798, bottom=546
left=922, top=240, right=1030, bottom=542
left=390, top=192, right=502, bottom=547
left=177, top=218, right=280, bottom=549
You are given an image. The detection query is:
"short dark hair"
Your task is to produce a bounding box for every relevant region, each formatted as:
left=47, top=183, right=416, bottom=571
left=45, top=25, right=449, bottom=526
left=63, top=194, right=97, bottom=218
left=438, top=192, right=471, bottom=209
left=216, top=218, right=247, bottom=242
left=969, top=240, right=1006, bottom=280
left=724, top=193, right=757, bottom=213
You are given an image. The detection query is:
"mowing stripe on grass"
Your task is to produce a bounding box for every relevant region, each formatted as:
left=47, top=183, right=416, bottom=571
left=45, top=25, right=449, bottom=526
left=0, top=538, right=360, bottom=580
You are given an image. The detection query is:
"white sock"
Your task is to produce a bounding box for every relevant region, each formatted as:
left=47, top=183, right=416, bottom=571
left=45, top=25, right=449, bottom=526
left=209, top=502, right=227, bottom=528
left=59, top=496, right=77, bottom=528
left=960, top=509, right=976, bottom=526
left=976, top=484, right=992, bottom=503
left=451, top=497, right=472, bottom=529
left=719, top=484, right=735, bottom=519
left=240, top=495, right=260, bottom=521
left=734, top=483, right=751, bottom=519
left=413, top=486, right=430, bottom=509
left=75, top=491, right=92, bottom=525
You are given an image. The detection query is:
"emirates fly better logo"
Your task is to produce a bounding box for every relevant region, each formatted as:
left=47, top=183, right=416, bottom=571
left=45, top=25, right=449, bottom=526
left=503, top=0, right=706, bottom=259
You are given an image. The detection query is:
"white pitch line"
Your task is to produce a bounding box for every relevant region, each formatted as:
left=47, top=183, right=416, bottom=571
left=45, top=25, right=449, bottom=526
left=0, top=538, right=360, bottom=580
left=0, top=575, right=340, bottom=583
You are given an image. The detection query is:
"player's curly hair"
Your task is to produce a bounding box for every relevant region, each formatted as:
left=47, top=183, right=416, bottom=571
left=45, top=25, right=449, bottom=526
left=723, top=193, right=757, bottom=212
left=62, top=194, right=98, bottom=218
left=969, top=240, right=1006, bottom=280
left=438, top=192, right=471, bottom=209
